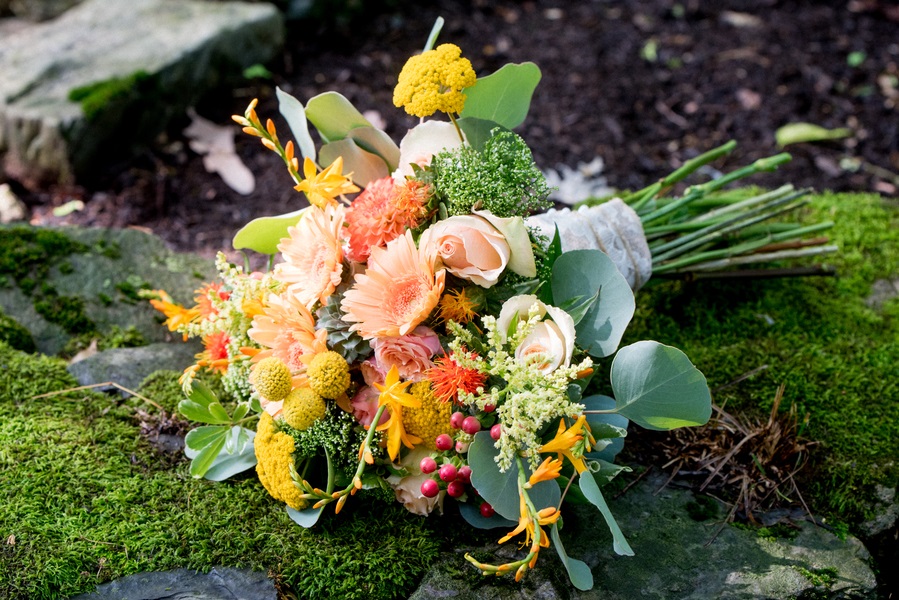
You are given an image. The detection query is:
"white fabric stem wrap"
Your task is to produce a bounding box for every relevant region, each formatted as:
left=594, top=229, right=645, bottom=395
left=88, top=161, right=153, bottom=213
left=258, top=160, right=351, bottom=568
left=526, top=198, right=653, bottom=290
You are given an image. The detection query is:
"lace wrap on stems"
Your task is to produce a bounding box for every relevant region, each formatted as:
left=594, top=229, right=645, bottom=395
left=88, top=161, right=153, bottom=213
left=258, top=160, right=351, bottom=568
left=526, top=198, right=653, bottom=290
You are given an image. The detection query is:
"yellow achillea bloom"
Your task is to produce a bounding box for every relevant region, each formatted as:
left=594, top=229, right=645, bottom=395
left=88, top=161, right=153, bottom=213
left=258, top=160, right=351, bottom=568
left=538, top=415, right=591, bottom=474
left=255, top=413, right=308, bottom=510
left=402, top=381, right=453, bottom=450
left=373, top=365, right=422, bottom=461
left=393, top=43, right=477, bottom=118
left=294, top=156, right=360, bottom=208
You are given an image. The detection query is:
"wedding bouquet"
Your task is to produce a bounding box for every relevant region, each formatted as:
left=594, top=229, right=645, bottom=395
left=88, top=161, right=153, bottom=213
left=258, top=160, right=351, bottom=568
left=143, top=19, right=833, bottom=589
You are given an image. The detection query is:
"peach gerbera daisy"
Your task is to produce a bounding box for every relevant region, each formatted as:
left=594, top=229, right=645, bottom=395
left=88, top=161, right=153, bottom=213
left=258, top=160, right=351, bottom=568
left=344, top=177, right=432, bottom=262
left=341, top=230, right=445, bottom=339
left=247, top=291, right=327, bottom=373
left=275, top=203, right=346, bottom=309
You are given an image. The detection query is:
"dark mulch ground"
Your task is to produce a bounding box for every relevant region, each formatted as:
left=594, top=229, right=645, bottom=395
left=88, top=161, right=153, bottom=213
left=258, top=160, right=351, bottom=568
left=17, top=0, right=899, bottom=259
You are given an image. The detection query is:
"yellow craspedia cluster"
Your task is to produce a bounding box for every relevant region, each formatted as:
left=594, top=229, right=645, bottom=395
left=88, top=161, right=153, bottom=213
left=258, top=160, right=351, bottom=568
left=252, top=356, right=292, bottom=401
left=307, top=351, right=350, bottom=399
left=393, top=43, right=477, bottom=118
left=402, top=381, right=453, bottom=450
left=254, top=413, right=307, bottom=510
left=281, top=387, right=327, bottom=431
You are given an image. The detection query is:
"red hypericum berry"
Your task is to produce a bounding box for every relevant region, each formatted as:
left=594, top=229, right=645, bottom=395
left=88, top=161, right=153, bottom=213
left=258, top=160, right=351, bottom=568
left=483, top=403, right=496, bottom=413
left=457, top=465, right=472, bottom=484
left=438, top=463, right=458, bottom=482
left=419, top=456, right=437, bottom=474
left=455, top=440, right=470, bottom=453
left=480, top=502, right=495, bottom=518
left=462, top=416, right=481, bottom=435
left=450, top=411, right=465, bottom=429
left=421, top=479, right=439, bottom=498
left=435, top=433, right=453, bottom=451
left=490, top=424, right=502, bottom=440
left=447, top=480, right=465, bottom=498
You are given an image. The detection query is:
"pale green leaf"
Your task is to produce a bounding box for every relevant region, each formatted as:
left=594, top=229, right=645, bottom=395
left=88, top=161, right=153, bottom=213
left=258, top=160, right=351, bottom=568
left=551, top=249, right=635, bottom=357
left=206, top=402, right=231, bottom=425
left=582, top=394, right=629, bottom=462
left=305, top=91, right=373, bottom=143
left=550, top=523, right=594, bottom=590
left=610, top=341, right=712, bottom=431
left=775, top=122, right=851, bottom=147
left=232, top=208, right=307, bottom=255
left=346, top=126, right=400, bottom=172
left=578, top=470, right=634, bottom=556
left=456, top=117, right=506, bottom=151
left=276, top=86, right=316, bottom=161
left=319, top=139, right=389, bottom=188
left=184, top=425, right=229, bottom=451
left=188, top=433, right=227, bottom=478
left=287, top=505, right=325, bottom=528
left=458, top=501, right=517, bottom=530
left=184, top=427, right=257, bottom=481
left=461, top=62, right=542, bottom=129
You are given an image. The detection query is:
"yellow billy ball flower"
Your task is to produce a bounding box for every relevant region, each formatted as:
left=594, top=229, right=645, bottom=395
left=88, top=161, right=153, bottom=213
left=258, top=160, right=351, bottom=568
left=281, top=387, right=327, bottom=431
left=252, top=356, right=293, bottom=401
left=402, top=381, right=454, bottom=450
left=393, top=43, right=477, bottom=118
left=254, top=413, right=308, bottom=510
left=306, top=351, right=350, bottom=399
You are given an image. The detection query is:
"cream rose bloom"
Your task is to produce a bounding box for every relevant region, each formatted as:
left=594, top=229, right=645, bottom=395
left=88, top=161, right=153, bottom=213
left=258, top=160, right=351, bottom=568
left=427, top=215, right=511, bottom=287
left=386, top=447, right=445, bottom=516
left=392, top=121, right=466, bottom=181
left=497, top=295, right=576, bottom=375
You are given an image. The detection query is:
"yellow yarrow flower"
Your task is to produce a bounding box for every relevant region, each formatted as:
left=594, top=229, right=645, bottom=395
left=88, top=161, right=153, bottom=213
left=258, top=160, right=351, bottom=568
left=306, top=350, right=350, bottom=399
left=255, top=413, right=308, bottom=510
left=294, top=156, right=360, bottom=208
left=281, top=387, right=326, bottom=430
left=393, top=43, right=477, bottom=118
left=251, top=356, right=293, bottom=402
left=402, top=381, right=453, bottom=450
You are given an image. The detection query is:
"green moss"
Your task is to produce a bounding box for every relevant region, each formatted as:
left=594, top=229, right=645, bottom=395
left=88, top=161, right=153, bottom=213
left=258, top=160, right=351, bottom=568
left=684, top=494, right=719, bottom=521
left=626, top=192, right=899, bottom=525
left=794, top=566, right=838, bottom=587
left=0, top=309, right=35, bottom=353
left=0, top=341, right=78, bottom=403
left=136, top=370, right=187, bottom=414
left=68, top=71, right=151, bottom=120
left=115, top=276, right=151, bottom=305
left=97, top=293, right=113, bottom=306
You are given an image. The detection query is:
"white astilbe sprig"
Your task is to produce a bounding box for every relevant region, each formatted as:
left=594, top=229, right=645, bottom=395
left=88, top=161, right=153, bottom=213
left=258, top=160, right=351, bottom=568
left=448, top=307, right=592, bottom=472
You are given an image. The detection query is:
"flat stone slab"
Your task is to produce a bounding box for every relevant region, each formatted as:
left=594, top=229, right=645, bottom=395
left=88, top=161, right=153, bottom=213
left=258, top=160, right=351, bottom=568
left=68, top=341, right=202, bottom=392
left=410, top=472, right=877, bottom=599
left=69, top=566, right=276, bottom=600
left=0, top=0, right=283, bottom=184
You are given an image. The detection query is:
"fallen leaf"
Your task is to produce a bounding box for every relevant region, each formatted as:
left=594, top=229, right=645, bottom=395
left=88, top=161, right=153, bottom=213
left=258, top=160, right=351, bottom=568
left=69, top=339, right=99, bottom=365
left=52, top=199, right=85, bottom=217
left=183, top=108, right=255, bottom=195
left=775, top=122, right=852, bottom=147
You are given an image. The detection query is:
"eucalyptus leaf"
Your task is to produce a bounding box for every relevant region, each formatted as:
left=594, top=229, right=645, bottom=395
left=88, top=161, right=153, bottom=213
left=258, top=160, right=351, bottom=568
left=276, top=86, right=316, bottom=161
left=458, top=501, right=517, bottom=530
left=610, top=341, right=712, bottom=431
left=287, top=504, right=325, bottom=528
left=319, top=139, right=389, bottom=188
left=184, top=425, right=229, bottom=452
left=551, top=249, right=635, bottom=357
left=775, top=122, right=852, bottom=147
left=587, top=458, right=631, bottom=487
left=550, top=522, right=594, bottom=590
left=188, top=433, right=227, bottom=478
left=582, top=394, right=629, bottom=462
left=578, top=470, right=634, bottom=556
left=468, top=432, right=560, bottom=521
left=346, top=126, right=400, bottom=172
left=232, top=208, right=308, bottom=255
left=461, top=62, right=542, bottom=129
left=456, top=117, right=506, bottom=151
left=560, top=288, right=600, bottom=327
left=305, top=92, right=373, bottom=143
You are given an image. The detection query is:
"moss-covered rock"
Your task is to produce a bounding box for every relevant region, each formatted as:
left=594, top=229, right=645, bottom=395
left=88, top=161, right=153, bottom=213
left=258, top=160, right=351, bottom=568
left=0, top=307, right=35, bottom=353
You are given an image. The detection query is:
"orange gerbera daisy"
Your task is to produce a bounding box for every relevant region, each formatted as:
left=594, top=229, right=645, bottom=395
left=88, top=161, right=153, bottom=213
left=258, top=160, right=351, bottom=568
left=247, top=291, right=326, bottom=373
left=341, top=230, right=445, bottom=339
left=426, top=351, right=487, bottom=403
left=275, top=203, right=346, bottom=309
left=344, top=177, right=432, bottom=262
left=196, top=331, right=231, bottom=373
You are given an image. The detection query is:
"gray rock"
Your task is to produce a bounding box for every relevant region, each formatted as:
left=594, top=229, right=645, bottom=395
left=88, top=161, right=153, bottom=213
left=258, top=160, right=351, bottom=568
left=865, top=278, right=899, bottom=310
left=860, top=483, right=898, bottom=537
left=67, top=341, right=202, bottom=392
left=0, top=0, right=283, bottom=184
left=410, top=473, right=877, bottom=599
left=0, top=225, right=217, bottom=355
left=6, top=0, right=82, bottom=21
left=69, top=566, right=276, bottom=600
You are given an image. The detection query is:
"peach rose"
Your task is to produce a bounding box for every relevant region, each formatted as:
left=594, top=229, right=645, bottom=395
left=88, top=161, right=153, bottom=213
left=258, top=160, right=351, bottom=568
left=392, top=121, right=466, bottom=181
left=371, top=326, right=443, bottom=382
left=497, top=295, right=576, bottom=375
left=427, top=215, right=511, bottom=287
left=386, top=447, right=445, bottom=516
left=350, top=385, right=389, bottom=427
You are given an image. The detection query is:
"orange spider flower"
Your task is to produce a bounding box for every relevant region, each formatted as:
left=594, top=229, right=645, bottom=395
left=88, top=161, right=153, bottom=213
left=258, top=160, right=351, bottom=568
left=527, top=456, right=563, bottom=487
left=147, top=289, right=200, bottom=336
left=435, top=287, right=482, bottom=324
left=373, top=365, right=422, bottom=461
left=539, top=415, right=591, bottom=474
left=294, top=156, right=359, bottom=208
left=498, top=488, right=561, bottom=573
left=426, top=352, right=487, bottom=404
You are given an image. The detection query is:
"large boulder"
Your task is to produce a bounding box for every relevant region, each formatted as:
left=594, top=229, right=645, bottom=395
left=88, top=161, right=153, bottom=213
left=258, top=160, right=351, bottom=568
left=0, top=0, right=283, bottom=185
left=410, top=472, right=877, bottom=599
